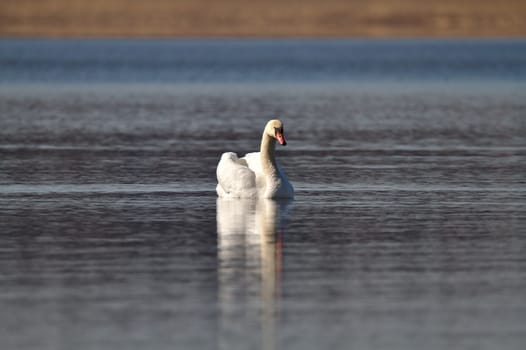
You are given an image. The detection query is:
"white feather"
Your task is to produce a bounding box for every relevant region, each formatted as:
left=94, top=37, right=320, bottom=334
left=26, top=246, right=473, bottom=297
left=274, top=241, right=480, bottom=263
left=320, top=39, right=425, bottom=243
left=215, top=120, right=294, bottom=199
left=216, top=152, right=258, bottom=198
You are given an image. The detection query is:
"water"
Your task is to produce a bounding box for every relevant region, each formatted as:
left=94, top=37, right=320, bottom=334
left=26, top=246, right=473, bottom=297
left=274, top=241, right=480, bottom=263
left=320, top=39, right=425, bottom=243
left=2, top=39, right=526, bottom=83
left=1, top=39, right=526, bottom=350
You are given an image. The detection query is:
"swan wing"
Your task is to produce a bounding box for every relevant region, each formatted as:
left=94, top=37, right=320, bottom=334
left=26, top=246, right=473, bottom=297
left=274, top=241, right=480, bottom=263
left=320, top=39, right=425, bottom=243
left=216, top=152, right=257, bottom=198
left=242, top=152, right=262, bottom=175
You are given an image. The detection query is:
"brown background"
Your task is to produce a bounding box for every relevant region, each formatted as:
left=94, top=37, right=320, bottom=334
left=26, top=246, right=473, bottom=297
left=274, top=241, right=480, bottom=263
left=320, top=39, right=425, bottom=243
left=1, top=0, right=525, bottom=38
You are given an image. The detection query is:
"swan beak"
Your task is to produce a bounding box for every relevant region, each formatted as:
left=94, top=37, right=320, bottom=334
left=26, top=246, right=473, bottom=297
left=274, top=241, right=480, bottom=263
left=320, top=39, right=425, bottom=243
left=276, top=132, right=287, bottom=146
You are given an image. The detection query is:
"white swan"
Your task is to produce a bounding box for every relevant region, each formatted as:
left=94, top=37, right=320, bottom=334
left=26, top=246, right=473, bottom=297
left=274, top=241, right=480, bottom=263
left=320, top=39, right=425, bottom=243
left=216, top=119, right=294, bottom=199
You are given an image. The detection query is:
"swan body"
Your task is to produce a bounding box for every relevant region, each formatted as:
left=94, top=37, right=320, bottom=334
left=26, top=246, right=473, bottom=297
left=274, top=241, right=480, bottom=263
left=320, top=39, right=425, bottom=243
left=216, top=119, right=294, bottom=199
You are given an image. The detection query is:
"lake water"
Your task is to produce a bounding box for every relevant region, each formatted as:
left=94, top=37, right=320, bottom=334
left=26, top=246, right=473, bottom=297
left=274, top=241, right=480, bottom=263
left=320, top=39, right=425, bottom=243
left=1, top=39, right=525, bottom=350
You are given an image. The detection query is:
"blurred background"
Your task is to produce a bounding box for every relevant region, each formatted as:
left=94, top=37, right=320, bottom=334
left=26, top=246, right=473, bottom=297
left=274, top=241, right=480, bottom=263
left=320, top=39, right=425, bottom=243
left=1, top=0, right=525, bottom=38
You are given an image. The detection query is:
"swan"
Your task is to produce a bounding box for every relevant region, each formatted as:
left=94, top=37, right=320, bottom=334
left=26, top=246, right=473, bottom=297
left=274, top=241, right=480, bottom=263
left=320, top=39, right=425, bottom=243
left=216, top=119, right=294, bottom=199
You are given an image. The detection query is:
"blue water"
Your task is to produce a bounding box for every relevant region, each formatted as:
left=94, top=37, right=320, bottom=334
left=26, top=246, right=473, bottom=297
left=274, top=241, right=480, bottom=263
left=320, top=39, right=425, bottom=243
left=1, top=39, right=526, bottom=83
left=1, top=39, right=526, bottom=350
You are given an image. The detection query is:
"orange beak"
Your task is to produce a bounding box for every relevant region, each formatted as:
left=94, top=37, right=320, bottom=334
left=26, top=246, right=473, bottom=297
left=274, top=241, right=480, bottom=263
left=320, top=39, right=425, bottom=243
left=276, top=132, right=287, bottom=146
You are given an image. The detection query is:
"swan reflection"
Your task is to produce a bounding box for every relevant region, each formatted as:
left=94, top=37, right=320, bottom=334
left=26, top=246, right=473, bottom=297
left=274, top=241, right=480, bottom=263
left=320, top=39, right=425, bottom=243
left=217, top=198, right=292, bottom=350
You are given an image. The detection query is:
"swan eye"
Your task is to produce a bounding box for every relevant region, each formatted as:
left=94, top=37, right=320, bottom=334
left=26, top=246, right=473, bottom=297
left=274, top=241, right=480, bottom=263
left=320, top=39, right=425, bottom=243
left=274, top=127, right=283, bottom=136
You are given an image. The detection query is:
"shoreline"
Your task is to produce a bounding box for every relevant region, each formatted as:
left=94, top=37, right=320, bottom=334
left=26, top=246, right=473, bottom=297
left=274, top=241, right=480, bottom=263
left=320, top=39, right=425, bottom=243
left=1, top=0, right=525, bottom=38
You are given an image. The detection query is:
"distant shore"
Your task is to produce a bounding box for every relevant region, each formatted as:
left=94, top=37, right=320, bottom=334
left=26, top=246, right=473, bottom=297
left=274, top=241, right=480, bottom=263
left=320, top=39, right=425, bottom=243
left=1, top=0, right=525, bottom=38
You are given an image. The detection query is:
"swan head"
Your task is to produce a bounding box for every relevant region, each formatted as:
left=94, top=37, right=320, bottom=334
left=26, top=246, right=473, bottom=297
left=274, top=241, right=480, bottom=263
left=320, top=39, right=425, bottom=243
left=265, top=119, right=287, bottom=146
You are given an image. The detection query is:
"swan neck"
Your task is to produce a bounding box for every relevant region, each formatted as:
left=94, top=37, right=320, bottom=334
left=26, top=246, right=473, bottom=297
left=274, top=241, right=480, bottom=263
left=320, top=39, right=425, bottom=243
left=260, top=133, right=277, bottom=175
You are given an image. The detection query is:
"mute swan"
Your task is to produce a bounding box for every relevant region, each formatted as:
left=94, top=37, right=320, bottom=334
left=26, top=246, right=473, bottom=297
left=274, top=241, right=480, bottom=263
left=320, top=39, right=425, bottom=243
left=216, top=119, right=294, bottom=199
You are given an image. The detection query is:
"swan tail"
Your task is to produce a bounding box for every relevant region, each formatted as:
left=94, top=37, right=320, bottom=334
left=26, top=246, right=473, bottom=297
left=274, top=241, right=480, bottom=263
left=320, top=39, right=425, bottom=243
left=216, top=152, right=257, bottom=198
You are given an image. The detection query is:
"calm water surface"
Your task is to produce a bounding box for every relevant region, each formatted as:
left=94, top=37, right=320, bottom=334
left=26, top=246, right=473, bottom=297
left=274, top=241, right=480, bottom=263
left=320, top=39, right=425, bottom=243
left=1, top=40, right=526, bottom=350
